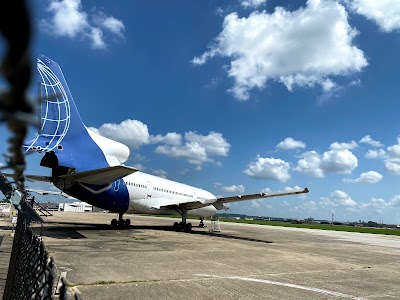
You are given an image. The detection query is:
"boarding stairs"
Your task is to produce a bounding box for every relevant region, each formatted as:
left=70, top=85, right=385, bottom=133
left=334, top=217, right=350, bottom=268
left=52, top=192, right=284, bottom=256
left=0, top=171, right=44, bottom=223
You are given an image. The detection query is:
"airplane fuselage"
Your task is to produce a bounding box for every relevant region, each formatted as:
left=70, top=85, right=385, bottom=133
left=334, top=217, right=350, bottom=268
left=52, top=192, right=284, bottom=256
left=56, top=171, right=218, bottom=217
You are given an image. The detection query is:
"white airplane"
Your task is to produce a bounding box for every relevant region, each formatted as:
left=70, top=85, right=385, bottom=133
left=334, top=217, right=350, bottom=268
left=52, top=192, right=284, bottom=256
left=21, top=55, right=308, bottom=231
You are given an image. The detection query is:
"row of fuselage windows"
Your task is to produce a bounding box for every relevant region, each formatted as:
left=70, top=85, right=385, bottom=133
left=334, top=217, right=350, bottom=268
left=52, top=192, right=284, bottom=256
left=125, top=181, right=191, bottom=197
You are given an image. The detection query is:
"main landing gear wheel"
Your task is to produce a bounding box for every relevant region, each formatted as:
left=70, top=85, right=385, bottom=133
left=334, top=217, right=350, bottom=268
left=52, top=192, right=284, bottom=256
left=111, top=213, right=131, bottom=228
left=172, top=221, right=192, bottom=232
left=172, top=205, right=192, bottom=232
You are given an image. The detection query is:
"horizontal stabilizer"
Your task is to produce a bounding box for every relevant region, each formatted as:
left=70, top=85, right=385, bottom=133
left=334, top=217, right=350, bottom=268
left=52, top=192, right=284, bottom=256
left=26, top=188, right=75, bottom=199
left=1, top=173, right=52, bottom=183
left=59, top=165, right=138, bottom=185
left=25, top=175, right=53, bottom=182
left=216, top=188, right=309, bottom=204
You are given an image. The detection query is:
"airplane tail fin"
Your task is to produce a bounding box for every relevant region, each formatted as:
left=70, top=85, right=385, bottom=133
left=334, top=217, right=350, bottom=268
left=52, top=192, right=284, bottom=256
left=24, top=55, right=130, bottom=172
left=25, top=55, right=86, bottom=152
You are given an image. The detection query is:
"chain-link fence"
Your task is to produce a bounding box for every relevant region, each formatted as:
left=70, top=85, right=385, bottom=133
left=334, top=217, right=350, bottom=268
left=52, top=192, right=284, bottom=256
left=3, top=213, right=80, bottom=300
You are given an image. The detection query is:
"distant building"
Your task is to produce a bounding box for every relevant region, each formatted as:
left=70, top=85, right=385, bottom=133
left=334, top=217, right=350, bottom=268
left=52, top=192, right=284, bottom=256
left=38, top=202, right=59, bottom=211
left=59, top=202, right=93, bottom=212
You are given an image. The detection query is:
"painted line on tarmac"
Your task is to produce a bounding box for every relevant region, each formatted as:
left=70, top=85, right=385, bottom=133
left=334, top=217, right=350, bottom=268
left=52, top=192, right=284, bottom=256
left=196, top=274, right=366, bottom=300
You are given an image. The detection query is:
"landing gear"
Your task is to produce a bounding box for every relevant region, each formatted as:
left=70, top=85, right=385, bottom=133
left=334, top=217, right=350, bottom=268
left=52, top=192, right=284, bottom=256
left=173, top=221, right=193, bottom=232
left=172, top=205, right=192, bottom=232
left=111, top=213, right=131, bottom=228
left=199, top=217, right=205, bottom=228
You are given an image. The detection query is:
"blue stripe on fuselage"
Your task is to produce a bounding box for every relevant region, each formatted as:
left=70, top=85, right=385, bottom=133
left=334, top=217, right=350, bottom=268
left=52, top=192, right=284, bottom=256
left=65, top=179, right=129, bottom=212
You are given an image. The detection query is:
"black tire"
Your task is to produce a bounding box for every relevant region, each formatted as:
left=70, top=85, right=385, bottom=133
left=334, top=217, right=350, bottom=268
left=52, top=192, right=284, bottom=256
left=184, top=223, right=192, bottom=232
left=173, top=222, right=179, bottom=231
left=111, top=219, right=118, bottom=227
left=125, top=219, right=131, bottom=227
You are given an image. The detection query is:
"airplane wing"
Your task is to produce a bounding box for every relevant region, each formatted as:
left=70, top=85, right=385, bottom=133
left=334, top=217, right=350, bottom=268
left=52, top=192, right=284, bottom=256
left=150, top=198, right=205, bottom=210
left=216, top=188, right=309, bottom=204
left=151, top=188, right=309, bottom=211
left=26, top=188, right=75, bottom=199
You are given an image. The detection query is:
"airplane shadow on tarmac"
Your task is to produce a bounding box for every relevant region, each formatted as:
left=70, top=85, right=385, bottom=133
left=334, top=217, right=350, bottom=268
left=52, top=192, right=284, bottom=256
left=34, top=221, right=273, bottom=244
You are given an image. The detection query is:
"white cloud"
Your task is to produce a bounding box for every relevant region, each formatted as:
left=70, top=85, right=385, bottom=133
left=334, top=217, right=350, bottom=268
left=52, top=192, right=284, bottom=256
left=155, top=131, right=230, bottom=168
left=349, top=0, right=400, bottom=32
left=359, top=135, right=384, bottom=148
left=294, top=151, right=324, bottom=177
left=99, top=16, right=125, bottom=37
left=240, top=0, right=267, bottom=9
left=284, top=185, right=302, bottom=191
left=41, top=0, right=125, bottom=49
left=243, top=156, right=291, bottom=182
left=365, top=149, right=385, bottom=159
left=361, top=197, right=389, bottom=212
left=389, top=195, right=400, bottom=207
left=276, top=137, right=306, bottom=150
left=151, top=132, right=182, bottom=145
left=384, top=137, right=400, bottom=175
left=132, top=163, right=145, bottom=171
left=261, top=187, right=271, bottom=193
left=193, top=0, right=368, bottom=100
left=92, top=119, right=150, bottom=149
left=321, top=190, right=357, bottom=208
left=88, top=27, right=106, bottom=49
left=295, top=144, right=358, bottom=177
left=152, top=169, right=168, bottom=179
left=41, top=0, right=89, bottom=38
left=221, top=184, right=245, bottom=194
left=185, top=131, right=230, bottom=156
left=329, top=141, right=357, bottom=150
left=343, top=171, right=383, bottom=184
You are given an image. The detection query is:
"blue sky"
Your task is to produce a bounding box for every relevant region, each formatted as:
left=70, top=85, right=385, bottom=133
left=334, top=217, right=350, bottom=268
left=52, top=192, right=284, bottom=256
left=2, top=0, right=400, bottom=223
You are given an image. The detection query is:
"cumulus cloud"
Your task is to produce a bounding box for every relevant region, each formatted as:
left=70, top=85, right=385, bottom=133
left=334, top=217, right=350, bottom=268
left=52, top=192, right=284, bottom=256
left=295, top=142, right=358, bottom=177
left=193, top=0, right=368, bottom=100
left=359, top=135, right=384, bottom=148
left=321, top=190, right=357, bottom=208
left=92, top=118, right=230, bottom=169
left=40, top=0, right=125, bottom=49
left=389, top=195, right=400, bottom=207
left=361, top=137, right=400, bottom=175
left=261, top=187, right=271, bottom=193
left=348, top=0, right=400, bottom=32
left=243, top=156, right=291, bottom=181
left=90, top=119, right=150, bottom=149
left=384, top=137, right=400, bottom=174
left=365, top=149, right=386, bottom=159
left=240, top=0, right=267, bottom=9
left=95, top=14, right=126, bottom=38
left=132, top=163, right=145, bottom=171
left=152, top=169, right=168, bottom=178
left=329, top=141, right=357, bottom=150
left=361, top=197, right=389, bottom=213
left=151, top=132, right=182, bottom=145
left=155, top=131, right=230, bottom=168
left=276, top=137, right=306, bottom=150
left=343, top=171, right=383, bottom=184
left=221, top=184, right=245, bottom=194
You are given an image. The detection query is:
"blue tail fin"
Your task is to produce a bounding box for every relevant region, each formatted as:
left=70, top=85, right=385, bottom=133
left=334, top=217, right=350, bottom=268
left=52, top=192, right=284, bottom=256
left=24, top=55, right=112, bottom=171
left=25, top=55, right=86, bottom=152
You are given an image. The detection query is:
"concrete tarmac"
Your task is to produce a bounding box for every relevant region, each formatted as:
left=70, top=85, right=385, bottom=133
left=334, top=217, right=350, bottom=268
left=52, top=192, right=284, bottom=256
left=32, top=212, right=400, bottom=299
